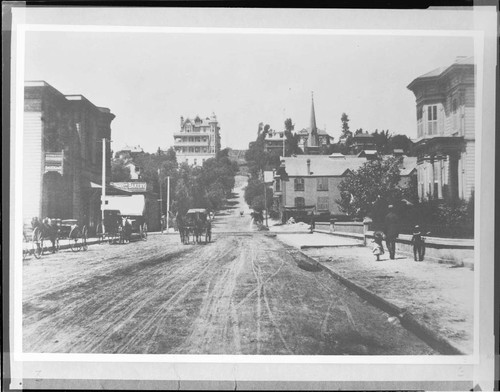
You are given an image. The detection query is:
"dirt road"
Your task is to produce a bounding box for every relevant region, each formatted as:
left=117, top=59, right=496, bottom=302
left=23, top=176, right=435, bottom=355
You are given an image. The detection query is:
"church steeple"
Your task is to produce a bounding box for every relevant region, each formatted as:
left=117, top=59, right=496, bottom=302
left=310, top=91, right=318, bottom=147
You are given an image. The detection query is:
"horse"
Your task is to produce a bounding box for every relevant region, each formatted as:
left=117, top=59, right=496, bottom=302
left=176, top=215, right=188, bottom=245
left=32, top=217, right=59, bottom=254
left=193, top=216, right=204, bottom=244
left=119, top=217, right=132, bottom=244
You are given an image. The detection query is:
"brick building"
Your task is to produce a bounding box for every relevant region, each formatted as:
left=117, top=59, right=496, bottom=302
left=407, top=56, right=475, bottom=201
left=173, top=114, right=221, bottom=166
left=23, top=81, right=115, bottom=230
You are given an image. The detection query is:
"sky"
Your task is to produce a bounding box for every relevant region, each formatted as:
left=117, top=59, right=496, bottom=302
left=23, top=19, right=474, bottom=153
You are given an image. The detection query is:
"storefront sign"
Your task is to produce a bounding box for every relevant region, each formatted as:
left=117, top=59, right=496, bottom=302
left=111, top=182, right=147, bottom=193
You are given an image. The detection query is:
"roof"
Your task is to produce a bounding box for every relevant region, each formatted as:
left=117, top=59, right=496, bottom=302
left=399, top=156, right=417, bottom=176
left=357, top=150, right=378, bottom=157
left=298, top=127, right=331, bottom=136
left=282, top=155, right=367, bottom=177
left=182, top=114, right=217, bottom=128
left=407, top=56, right=474, bottom=90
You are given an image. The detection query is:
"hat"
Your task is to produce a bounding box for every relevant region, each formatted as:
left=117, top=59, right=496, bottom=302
left=414, top=225, right=420, bottom=229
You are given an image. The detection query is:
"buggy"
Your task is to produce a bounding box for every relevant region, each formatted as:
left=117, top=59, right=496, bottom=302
left=181, top=208, right=211, bottom=244
left=57, top=219, right=88, bottom=252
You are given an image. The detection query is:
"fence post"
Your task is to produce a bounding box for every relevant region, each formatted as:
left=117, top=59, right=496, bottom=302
left=362, top=217, right=372, bottom=246
left=329, top=218, right=336, bottom=233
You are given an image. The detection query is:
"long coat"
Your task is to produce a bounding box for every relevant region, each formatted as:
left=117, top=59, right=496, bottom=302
left=384, top=211, right=399, bottom=240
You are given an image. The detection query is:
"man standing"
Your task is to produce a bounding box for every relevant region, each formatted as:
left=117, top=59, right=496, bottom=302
left=384, top=205, right=399, bottom=260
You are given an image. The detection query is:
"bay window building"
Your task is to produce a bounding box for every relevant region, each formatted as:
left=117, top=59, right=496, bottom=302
left=407, top=56, right=475, bottom=201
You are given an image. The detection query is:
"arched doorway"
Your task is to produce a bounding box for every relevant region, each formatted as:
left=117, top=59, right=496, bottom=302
left=41, top=171, right=64, bottom=219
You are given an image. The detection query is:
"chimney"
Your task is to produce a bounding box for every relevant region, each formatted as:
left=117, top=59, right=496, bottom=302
left=180, top=116, right=184, bottom=127
left=307, top=158, right=311, bottom=175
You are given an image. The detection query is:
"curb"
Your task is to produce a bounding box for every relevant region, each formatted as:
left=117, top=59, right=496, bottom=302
left=283, top=243, right=466, bottom=355
left=300, top=244, right=365, bottom=249
left=313, top=229, right=365, bottom=241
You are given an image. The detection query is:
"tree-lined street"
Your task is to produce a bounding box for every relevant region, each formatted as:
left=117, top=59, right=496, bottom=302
left=23, top=175, right=435, bottom=355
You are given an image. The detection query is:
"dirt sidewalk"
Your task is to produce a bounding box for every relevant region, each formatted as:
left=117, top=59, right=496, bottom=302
left=278, top=232, right=474, bottom=354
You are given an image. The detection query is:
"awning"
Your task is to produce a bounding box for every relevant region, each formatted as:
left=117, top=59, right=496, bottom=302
left=104, top=194, right=146, bottom=216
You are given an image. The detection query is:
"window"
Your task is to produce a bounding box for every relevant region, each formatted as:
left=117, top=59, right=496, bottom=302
left=195, top=147, right=200, bottom=153
left=452, top=98, right=459, bottom=131
left=317, top=177, right=328, bottom=191
left=294, top=178, right=304, bottom=191
left=275, top=180, right=281, bottom=192
left=427, top=105, right=438, bottom=135
left=194, top=159, right=197, bottom=165
left=294, top=197, right=305, bottom=208
left=189, top=147, right=194, bottom=153
left=317, top=196, right=329, bottom=211
left=417, top=106, right=424, bottom=138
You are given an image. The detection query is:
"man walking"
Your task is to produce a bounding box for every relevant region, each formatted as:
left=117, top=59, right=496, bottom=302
left=384, top=205, right=399, bottom=260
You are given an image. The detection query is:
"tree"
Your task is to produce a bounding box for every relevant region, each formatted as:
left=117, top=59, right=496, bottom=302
left=337, top=156, right=405, bottom=221
left=388, top=134, right=414, bottom=155
left=244, top=177, right=273, bottom=212
left=284, top=118, right=302, bottom=156
left=372, top=129, right=391, bottom=154
left=164, top=147, right=178, bottom=167
left=340, top=113, right=352, bottom=139
left=245, top=123, right=280, bottom=178
left=111, top=159, right=131, bottom=182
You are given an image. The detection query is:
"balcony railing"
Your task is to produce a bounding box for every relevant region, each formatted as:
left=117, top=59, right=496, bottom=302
left=174, top=140, right=210, bottom=146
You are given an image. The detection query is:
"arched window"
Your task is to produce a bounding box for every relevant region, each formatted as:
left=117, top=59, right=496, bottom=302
left=294, top=178, right=304, bottom=191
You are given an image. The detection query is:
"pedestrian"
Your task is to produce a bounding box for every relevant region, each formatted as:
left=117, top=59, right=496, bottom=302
left=384, top=205, right=400, bottom=260
left=411, top=225, right=426, bottom=261
left=309, top=212, right=315, bottom=233
left=371, top=231, right=385, bottom=261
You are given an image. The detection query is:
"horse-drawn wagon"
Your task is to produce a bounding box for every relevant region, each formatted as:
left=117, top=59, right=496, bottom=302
left=97, top=194, right=148, bottom=245
left=179, top=208, right=211, bottom=244
left=24, top=217, right=88, bottom=259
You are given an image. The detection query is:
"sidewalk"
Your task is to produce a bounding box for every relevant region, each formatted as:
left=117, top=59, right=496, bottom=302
left=278, top=232, right=474, bottom=354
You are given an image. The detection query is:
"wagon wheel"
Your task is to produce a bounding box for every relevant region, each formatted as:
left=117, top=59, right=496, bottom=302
left=69, top=226, right=82, bottom=252
left=82, top=225, right=88, bottom=251
left=32, top=227, right=42, bottom=259
left=140, top=223, right=148, bottom=241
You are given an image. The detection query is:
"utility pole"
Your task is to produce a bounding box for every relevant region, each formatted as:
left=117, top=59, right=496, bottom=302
left=158, top=168, right=163, bottom=233
left=264, top=183, right=268, bottom=227
left=101, top=138, right=107, bottom=233
left=166, top=176, right=170, bottom=233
